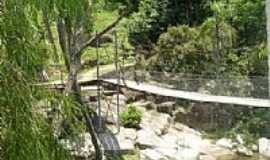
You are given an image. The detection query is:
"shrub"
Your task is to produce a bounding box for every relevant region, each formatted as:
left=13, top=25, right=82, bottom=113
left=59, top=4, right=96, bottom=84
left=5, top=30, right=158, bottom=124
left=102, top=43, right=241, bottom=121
left=120, top=104, right=142, bottom=128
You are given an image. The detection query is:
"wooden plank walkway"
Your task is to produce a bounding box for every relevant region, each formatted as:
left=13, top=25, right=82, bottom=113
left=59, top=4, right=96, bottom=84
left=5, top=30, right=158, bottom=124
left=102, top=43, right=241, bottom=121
left=38, top=78, right=270, bottom=108
left=101, top=79, right=270, bottom=108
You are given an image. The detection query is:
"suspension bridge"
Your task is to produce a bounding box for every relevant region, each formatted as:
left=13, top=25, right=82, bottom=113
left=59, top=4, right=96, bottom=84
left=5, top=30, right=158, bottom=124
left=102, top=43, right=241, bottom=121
left=42, top=74, right=270, bottom=108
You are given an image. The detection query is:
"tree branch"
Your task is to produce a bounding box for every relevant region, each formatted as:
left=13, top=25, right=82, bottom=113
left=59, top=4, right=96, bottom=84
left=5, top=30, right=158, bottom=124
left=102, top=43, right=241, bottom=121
left=57, top=18, right=70, bottom=71
left=42, top=9, right=59, bottom=63
left=78, top=14, right=126, bottom=56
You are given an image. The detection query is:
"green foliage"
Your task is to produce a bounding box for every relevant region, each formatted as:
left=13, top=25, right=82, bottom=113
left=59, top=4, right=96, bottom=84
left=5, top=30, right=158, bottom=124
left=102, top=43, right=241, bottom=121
left=228, top=0, right=266, bottom=46
left=125, top=0, right=167, bottom=45
left=0, top=61, right=75, bottom=160
left=247, top=43, right=268, bottom=76
left=227, top=108, right=270, bottom=144
left=149, top=23, right=240, bottom=74
left=0, top=0, right=49, bottom=77
left=94, top=9, right=119, bottom=32
left=125, top=0, right=211, bottom=46
left=120, top=104, right=142, bottom=128
left=106, top=0, right=140, bottom=12
left=127, top=0, right=266, bottom=76
left=0, top=1, right=85, bottom=159
left=149, top=25, right=207, bottom=73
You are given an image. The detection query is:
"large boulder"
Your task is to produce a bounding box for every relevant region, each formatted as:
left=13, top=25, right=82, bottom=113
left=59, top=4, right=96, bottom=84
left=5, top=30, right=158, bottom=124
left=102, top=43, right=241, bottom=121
left=236, top=145, right=253, bottom=157
left=140, top=111, right=172, bottom=135
left=140, top=149, right=168, bottom=160
left=111, top=94, right=127, bottom=107
left=200, top=139, right=234, bottom=159
left=154, top=131, right=201, bottom=160
left=216, top=138, right=235, bottom=150
left=157, top=101, right=176, bottom=114
left=100, top=94, right=127, bottom=124
left=60, top=133, right=95, bottom=159
left=174, top=148, right=200, bottom=160
left=173, top=123, right=201, bottom=137
left=199, top=155, right=216, bottom=160
left=133, top=100, right=157, bottom=110
left=259, top=138, right=270, bottom=158
left=177, top=132, right=202, bottom=151
left=159, top=133, right=179, bottom=149
left=121, top=88, right=145, bottom=102
left=140, top=148, right=199, bottom=160
left=236, top=134, right=244, bottom=145
left=136, top=129, right=162, bottom=149
left=115, top=127, right=137, bottom=154
left=156, top=147, right=200, bottom=160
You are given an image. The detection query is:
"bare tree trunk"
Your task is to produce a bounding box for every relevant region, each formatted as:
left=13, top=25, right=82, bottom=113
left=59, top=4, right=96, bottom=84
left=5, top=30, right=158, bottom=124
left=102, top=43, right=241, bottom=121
left=57, top=19, right=70, bottom=71
left=54, top=11, right=127, bottom=160
left=58, top=25, right=104, bottom=159
left=266, top=0, right=270, bottom=97
left=43, top=10, right=58, bottom=63
left=65, top=52, right=103, bottom=160
left=65, top=53, right=81, bottom=95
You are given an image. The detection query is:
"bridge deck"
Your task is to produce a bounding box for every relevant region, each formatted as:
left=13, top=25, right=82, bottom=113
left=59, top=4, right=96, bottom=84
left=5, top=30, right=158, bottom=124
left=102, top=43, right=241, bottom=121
left=39, top=78, right=270, bottom=108
left=101, top=79, right=270, bottom=108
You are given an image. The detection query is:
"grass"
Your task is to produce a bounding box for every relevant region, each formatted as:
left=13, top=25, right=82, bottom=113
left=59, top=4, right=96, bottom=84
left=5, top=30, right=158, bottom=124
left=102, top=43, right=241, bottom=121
left=82, top=44, right=115, bottom=66
left=94, top=10, right=119, bottom=32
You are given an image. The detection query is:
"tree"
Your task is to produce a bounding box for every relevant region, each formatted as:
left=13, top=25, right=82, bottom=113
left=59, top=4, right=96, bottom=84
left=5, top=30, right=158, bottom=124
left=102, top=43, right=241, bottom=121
left=41, top=1, right=126, bottom=96
left=266, top=0, right=270, bottom=97
left=0, top=1, right=78, bottom=160
left=1, top=1, right=129, bottom=159
left=41, top=1, right=129, bottom=159
left=126, top=0, right=211, bottom=47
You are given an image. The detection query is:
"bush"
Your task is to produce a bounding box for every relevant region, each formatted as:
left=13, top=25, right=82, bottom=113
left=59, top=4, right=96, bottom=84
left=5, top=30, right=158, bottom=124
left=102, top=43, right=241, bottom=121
left=120, top=104, right=142, bottom=128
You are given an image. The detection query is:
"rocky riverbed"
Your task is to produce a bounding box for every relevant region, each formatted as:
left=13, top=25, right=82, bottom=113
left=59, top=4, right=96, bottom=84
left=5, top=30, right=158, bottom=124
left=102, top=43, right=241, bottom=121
left=58, top=92, right=270, bottom=160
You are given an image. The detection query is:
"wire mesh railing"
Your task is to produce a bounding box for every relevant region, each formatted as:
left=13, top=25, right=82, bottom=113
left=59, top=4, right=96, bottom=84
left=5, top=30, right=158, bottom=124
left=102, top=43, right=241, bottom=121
left=101, top=70, right=268, bottom=99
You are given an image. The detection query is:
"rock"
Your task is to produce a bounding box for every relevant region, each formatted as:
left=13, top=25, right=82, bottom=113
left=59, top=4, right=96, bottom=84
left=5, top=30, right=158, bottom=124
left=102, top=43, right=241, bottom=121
left=163, top=128, right=203, bottom=151
left=60, top=139, right=75, bottom=151
left=174, top=147, right=200, bottom=160
left=155, top=147, right=178, bottom=158
left=177, top=133, right=202, bottom=151
left=155, top=131, right=201, bottom=160
left=133, top=100, right=157, bottom=110
left=141, top=148, right=199, bottom=160
left=174, top=123, right=201, bottom=136
left=60, top=133, right=95, bottom=159
left=140, top=111, right=172, bottom=135
left=236, top=145, right=253, bottom=157
left=199, top=155, right=216, bottom=160
left=115, top=127, right=137, bottom=154
left=155, top=147, right=200, bottom=160
left=140, top=149, right=168, bottom=160
left=259, top=138, right=270, bottom=158
left=251, top=144, right=258, bottom=152
left=236, top=134, right=244, bottom=145
left=111, top=94, right=127, bottom=106
left=101, top=94, right=127, bottom=124
left=200, top=140, right=234, bottom=159
left=157, top=101, right=176, bottom=114
left=101, top=103, right=118, bottom=124
left=216, top=138, right=235, bottom=150
left=159, top=133, right=179, bottom=149
left=136, top=129, right=162, bottom=149
left=121, top=88, right=145, bottom=102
